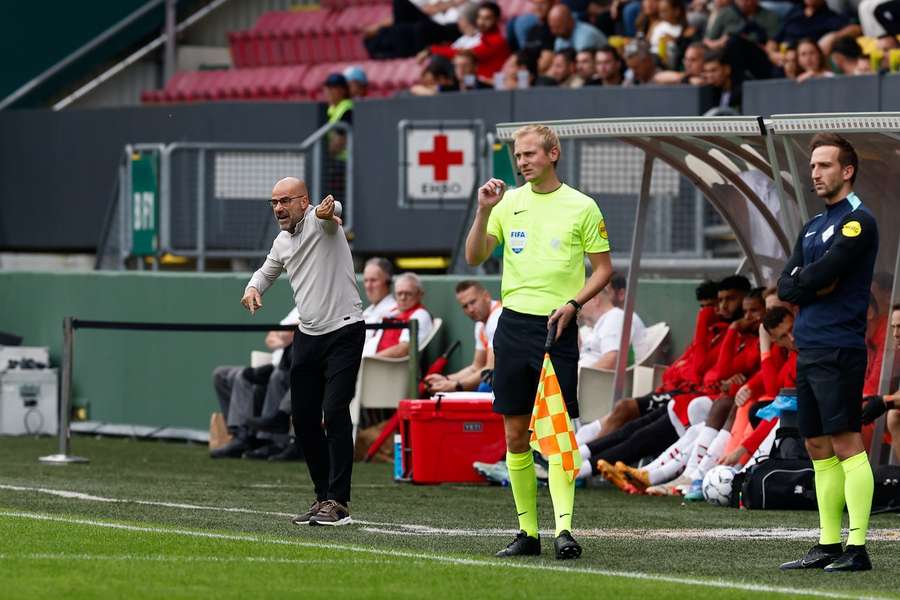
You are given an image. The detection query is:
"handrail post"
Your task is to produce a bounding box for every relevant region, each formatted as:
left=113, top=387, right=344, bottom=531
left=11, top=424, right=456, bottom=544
left=39, top=317, right=89, bottom=464
left=407, top=320, right=419, bottom=399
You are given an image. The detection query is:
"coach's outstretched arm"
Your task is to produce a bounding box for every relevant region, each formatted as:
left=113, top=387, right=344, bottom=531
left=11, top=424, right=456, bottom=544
left=315, top=194, right=344, bottom=233
left=465, top=178, right=504, bottom=265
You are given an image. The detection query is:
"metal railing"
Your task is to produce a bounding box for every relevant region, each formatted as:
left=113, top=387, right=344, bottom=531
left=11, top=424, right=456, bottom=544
left=97, top=122, right=353, bottom=270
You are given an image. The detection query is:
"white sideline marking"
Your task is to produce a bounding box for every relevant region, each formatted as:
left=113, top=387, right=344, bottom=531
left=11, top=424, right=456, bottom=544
left=0, top=552, right=390, bottom=566
left=3, top=483, right=900, bottom=542
left=0, top=510, right=890, bottom=600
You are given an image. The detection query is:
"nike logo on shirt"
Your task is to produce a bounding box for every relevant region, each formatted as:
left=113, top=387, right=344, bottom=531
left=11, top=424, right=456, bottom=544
left=514, top=210, right=528, bottom=215
left=517, top=511, right=528, bottom=516
left=805, top=231, right=817, bottom=237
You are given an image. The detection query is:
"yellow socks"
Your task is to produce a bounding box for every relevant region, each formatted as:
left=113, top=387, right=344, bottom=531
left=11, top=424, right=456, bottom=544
left=841, top=451, right=874, bottom=547
left=548, top=456, right=575, bottom=536
left=506, top=450, right=538, bottom=538
left=812, top=455, right=845, bottom=545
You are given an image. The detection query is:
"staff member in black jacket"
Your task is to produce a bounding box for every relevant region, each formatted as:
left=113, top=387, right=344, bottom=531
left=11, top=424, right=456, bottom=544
left=778, top=133, right=878, bottom=572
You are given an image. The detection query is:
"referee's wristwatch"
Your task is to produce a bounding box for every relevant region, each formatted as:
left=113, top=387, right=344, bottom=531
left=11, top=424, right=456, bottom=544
left=567, top=299, right=582, bottom=314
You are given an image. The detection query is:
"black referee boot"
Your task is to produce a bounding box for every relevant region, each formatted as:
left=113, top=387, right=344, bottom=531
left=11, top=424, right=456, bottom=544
left=779, top=543, right=843, bottom=570
left=824, top=545, right=872, bottom=572
left=495, top=531, right=541, bottom=557
left=554, top=530, right=582, bottom=560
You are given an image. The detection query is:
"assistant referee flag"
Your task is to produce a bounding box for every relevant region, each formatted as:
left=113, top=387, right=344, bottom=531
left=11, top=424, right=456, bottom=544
left=529, top=351, right=581, bottom=482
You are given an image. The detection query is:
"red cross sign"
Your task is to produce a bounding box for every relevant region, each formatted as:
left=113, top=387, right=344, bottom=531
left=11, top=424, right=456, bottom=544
left=418, top=134, right=464, bottom=181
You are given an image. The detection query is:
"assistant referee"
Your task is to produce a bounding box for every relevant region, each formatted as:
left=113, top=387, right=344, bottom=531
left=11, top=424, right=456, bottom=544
left=242, top=177, right=364, bottom=527
left=466, top=125, right=613, bottom=559
left=777, top=134, right=878, bottom=572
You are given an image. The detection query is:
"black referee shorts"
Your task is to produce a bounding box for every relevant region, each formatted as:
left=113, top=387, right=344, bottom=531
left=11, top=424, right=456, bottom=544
left=492, top=308, right=579, bottom=418
left=796, top=347, right=867, bottom=438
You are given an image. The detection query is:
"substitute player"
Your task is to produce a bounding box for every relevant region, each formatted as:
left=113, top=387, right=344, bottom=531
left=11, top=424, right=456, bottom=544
left=465, top=124, right=613, bottom=559
left=242, top=177, right=364, bottom=527
left=778, top=134, right=878, bottom=572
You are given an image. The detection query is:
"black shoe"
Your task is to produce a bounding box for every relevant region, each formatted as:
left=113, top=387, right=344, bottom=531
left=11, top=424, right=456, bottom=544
left=779, top=543, right=843, bottom=570
left=554, top=530, right=582, bottom=560
left=210, top=437, right=250, bottom=459
left=243, top=443, right=286, bottom=460
left=495, top=531, right=541, bottom=557
left=247, top=410, right=290, bottom=434
left=268, top=443, right=303, bottom=462
left=824, top=545, right=872, bottom=572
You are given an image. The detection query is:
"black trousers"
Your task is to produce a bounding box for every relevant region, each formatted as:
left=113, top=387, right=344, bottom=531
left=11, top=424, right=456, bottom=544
left=291, top=321, right=365, bottom=505
left=587, top=407, right=678, bottom=472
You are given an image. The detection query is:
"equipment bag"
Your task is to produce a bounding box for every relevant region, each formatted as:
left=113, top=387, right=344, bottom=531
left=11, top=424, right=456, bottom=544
left=740, top=458, right=816, bottom=510
left=872, top=465, right=900, bottom=514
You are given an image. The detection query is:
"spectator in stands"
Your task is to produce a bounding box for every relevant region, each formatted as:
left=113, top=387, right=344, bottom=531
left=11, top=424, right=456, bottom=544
left=635, top=0, right=661, bottom=37
left=549, top=3, right=608, bottom=52
left=767, top=0, right=859, bottom=61
left=654, top=40, right=705, bottom=83
left=500, top=50, right=539, bottom=88
left=342, top=66, right=369, bottom=99
left=452, top=2, right=483, bottom=49
left=324, top=73, right=352, bottom=157
left=623, top=38, right=660, bottom=85
left=858, top=0, right=900, bottom=39
left=506, top=0, right=558, bottom=75
left=429, top=2, right=511, bottom=86
left=410, top=55, right=458, bottom=95
left=796, top=37, right=835, bottom=80
left=649, top=0, right=691, bottom=65
left=829, top=36, right=864, bottom=74
left=704, top=0, right=779, bottom=46
left=547, top=48, right=585, bottom=85
left=871, top=34, right=900, bottom=70
left=578, top=275, right=647, bottom=369
left=425, top=280, right=502, bottom=392
left=376, top=272, right=434, bottom=358
left=365, top=0, right=466, bottom=59
left=362, top=257, right=397, bottom=357
left=782, top=43, right=802, bottom=79
left=454, top=50, right=493, bottom=89
left=576, top=48, right=602, bottom=83
left=595, top=44, right=626, bottom=84
left=703, top=49, right=740, bottom=110
left=585, top=0, right=617, bottom=36
left=211, top=308, right=298, bottom=459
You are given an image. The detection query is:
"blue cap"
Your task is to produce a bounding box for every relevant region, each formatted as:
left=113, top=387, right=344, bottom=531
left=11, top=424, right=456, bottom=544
left=342, top=66, right=368, bottom=85
left=323, top=73, right=348, bottom=88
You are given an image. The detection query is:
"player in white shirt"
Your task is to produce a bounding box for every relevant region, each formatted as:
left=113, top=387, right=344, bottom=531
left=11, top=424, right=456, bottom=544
left=425, top=280, right=502, bottom=393
left=578, top=281, right=646, bottom=369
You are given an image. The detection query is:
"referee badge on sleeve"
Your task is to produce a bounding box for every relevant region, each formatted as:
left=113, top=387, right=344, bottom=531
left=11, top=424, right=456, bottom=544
left=598, top=220, right=608, bottom=240
left=509, top=230, right=527, bottom=254
left=841, top=220, right=861, bottom=238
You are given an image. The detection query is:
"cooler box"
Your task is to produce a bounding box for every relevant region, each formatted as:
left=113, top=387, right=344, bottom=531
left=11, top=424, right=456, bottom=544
left=0, top=368, right=59, bottom=435
left=397, top=396, right=505, bottom=484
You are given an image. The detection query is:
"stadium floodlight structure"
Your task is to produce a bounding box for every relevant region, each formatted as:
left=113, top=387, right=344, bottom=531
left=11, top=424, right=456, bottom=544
left=495, top=114, right=900, bottom=466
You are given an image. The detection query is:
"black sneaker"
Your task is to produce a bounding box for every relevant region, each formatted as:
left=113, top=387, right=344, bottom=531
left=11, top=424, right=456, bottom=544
left=779, top=543, right=843, bottom=570
left=247, top=410, right=291, bottom=434
left=554, top=530, right=582, bottom=560
left=290, top=500, right=323, bottom=526
left=824, top=545, right=873, bottom=572
left=495, top=531, right=541, bottom=557
left=243, top=443, right=285, bottom=460
left=309, top=500, right=352, bottom=526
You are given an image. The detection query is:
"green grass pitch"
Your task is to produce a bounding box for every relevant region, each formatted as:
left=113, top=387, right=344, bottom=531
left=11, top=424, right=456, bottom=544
left=1, top=436, right=898, bottom=599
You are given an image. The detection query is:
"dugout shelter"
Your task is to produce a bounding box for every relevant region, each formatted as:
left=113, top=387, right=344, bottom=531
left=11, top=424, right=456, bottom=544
left=494, top=113, right=900, bottom=465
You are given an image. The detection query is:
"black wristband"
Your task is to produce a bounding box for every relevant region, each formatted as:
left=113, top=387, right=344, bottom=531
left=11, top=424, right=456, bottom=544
left=567, top=299, right=582, bottom=312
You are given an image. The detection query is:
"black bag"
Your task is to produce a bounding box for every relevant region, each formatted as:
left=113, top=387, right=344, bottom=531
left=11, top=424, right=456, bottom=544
left=872, top=465, right=900, bottom=514
left=739, top=424, right=816, bottom=510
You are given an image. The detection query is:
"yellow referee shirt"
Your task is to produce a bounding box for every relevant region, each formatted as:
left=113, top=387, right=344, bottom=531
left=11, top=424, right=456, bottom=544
left=486, top=183, right=610, bottom=316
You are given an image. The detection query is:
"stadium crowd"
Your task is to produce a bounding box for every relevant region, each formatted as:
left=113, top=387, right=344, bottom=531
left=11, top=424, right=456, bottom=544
left=332, top=0, right=900, bottom=112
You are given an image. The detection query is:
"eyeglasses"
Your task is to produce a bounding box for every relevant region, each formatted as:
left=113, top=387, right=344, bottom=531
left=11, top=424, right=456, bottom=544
left=395, top=290, right=419, bottom=298
left=270, top=195, right=304, bottom=208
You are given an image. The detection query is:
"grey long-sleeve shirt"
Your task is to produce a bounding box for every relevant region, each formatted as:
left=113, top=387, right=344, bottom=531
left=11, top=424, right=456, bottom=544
left=246, top=202, right=363, bottom=336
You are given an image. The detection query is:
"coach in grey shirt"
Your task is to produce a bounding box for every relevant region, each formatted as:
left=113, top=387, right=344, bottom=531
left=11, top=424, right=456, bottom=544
left=242, top=177, right=364, bottom=527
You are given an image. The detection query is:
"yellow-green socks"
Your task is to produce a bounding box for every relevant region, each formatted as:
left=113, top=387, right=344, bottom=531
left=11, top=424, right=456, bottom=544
left=548, top=456, right=575, bottom=536
left=812, top=455, right=845, bottom=545
left=841, top=451, right=874, bottom=546
left=506, top=450, right=538, bottom=538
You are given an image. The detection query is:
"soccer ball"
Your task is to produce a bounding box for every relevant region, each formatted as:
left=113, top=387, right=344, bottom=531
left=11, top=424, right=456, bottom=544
left=702, top=465, right=737, bottom=507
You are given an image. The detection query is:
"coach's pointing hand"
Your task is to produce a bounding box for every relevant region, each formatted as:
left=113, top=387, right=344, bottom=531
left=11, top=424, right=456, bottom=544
left=241, top=287, right=263, bottom=315
left=316, top=194, right=343, bottom=226
left=477, top=178, right=506, bottom=210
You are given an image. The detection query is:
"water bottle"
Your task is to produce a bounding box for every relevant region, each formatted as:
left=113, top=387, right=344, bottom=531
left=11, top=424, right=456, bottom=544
left=393, top=434, right=403, bottom=480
